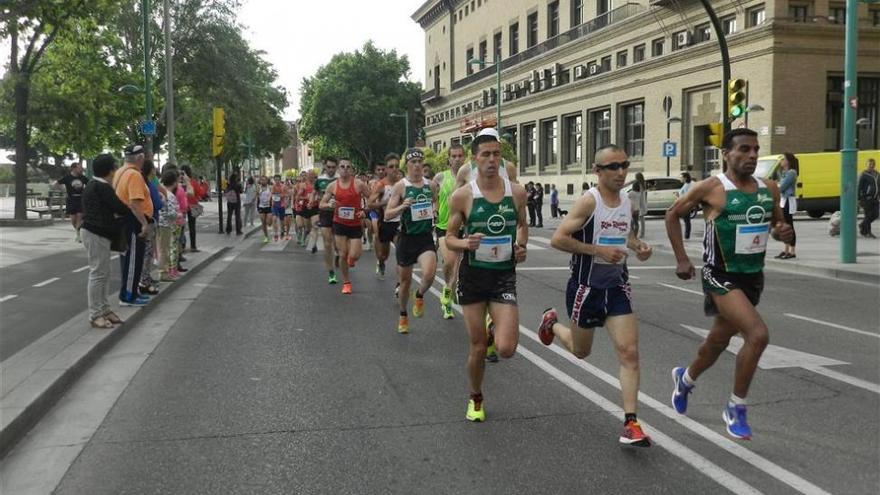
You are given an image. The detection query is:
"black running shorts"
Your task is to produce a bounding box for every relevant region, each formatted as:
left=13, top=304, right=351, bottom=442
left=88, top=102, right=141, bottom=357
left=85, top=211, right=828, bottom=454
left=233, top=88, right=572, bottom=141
left=396, top=233, right=436, bottom=267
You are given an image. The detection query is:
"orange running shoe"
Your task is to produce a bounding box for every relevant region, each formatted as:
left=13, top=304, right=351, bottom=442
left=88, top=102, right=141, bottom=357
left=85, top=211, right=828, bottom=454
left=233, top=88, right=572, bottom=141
left=619, top=420, right=652, bottom=447
left=341, top=282, right=352, bottom=295
left=413, top=296, right=424, bottom=318
left=398, top=315, right=409, bottom=334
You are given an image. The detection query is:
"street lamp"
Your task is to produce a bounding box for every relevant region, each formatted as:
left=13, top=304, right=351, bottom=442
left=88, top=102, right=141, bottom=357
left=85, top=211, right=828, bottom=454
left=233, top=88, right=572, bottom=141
left=468, top=56, right=502, bottom=131
left=744, top=104, right=764, bottom=128
left=390, top=112, right=410, bottom=149
left=666, top=116, right=682, bottom=177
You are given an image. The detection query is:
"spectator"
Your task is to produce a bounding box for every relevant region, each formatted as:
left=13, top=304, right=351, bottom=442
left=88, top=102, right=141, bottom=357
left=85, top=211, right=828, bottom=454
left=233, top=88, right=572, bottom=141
left=550, top=184, right=559, bottom=218
left=581, top=181, right=590, bottom=195
left=173, top=168, right=190, bottom=273
left=526, top=182, right=537, bottom=227
left=81, top=154, right=133, bottom=327
left=225, top=173, right=243, bottom=235
left=858, top=158, right=878, bottom=238
left=158, top=169, right=181, bottom=282
left=180, top=165, right=201, bottom=252
left=629, top=172, right=647, bottom=238
left=534, top=182, right=544, bottom=227
left=678, top=172, right=694, bottom=240
left=139, top=160, right=163, bottom=294
left=776, top=153, right=799, bottom=258
left=55, top=162, right=89, bottom=242
left=112, top=144, right=152, bottom=306
left=242, top=176, right=257, bottom=227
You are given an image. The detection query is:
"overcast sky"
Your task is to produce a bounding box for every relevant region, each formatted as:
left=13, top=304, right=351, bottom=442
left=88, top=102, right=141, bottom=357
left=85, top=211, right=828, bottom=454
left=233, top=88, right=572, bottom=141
left=239, top=0, right=426, bottom=120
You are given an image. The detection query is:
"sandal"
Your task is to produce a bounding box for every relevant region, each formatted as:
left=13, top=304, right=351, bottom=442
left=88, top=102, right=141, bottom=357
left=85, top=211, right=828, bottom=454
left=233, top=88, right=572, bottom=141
left=774, top=252, right=786, bottom=259
left=90, top=317, right=113, bottom=329
left=105, top=312, right=124, bottom=325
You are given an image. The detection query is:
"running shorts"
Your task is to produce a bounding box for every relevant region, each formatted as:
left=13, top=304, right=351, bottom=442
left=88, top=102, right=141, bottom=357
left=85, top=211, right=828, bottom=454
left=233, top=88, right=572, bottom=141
left=258, top=206, right=271, bottom=215
left=272, top=205, right=286, bottom=218
left=318, top=210, right=334, bottom=228
left=701, top=266, right=764, bottom=317
left=66, top=199, right=83, bottom=215
left=378, top=221, right=399, bottom=243
left=565, top=278, right=633, bottom=329
left=333, top=222, right=363, bottom=239
left=456, top=262, right=517, bottom=306
left=396, top=233, right=436, bottom=267
left=368, top=210, right=380, bottom=221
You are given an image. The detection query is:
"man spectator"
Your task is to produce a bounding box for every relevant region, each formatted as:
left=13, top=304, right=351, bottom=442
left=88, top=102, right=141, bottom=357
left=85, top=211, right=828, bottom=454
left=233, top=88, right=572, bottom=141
left=55, top=162, right=89, bottom=242
left=550, top=184, right=559, bottom=218
left=858, top=158, right=878, bottom=238
left=113, top=145, right=153, bottom=306
left=526, top=182, right=537, bottom=227
left=534, top=182, right=544, bottom=228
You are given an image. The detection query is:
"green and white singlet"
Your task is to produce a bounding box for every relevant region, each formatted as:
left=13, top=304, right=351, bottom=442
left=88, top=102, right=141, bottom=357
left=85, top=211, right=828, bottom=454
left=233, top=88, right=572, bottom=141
left=465, top=178, right=517, bottom=271
left=315, top=174, right=336, bottom=195
left=399, top=178, right=434, bottom=236
left=703, top=174, right=774, bottom=274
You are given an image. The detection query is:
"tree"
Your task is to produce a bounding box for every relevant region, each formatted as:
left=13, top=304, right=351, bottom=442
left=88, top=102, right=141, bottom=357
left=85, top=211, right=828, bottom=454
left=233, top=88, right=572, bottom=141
left=299, top=41, right=423, bottom=171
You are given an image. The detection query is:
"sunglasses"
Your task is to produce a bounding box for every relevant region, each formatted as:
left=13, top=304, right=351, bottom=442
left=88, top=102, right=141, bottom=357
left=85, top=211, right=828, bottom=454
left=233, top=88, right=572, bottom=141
left=596, top=161, right=630, bottom=171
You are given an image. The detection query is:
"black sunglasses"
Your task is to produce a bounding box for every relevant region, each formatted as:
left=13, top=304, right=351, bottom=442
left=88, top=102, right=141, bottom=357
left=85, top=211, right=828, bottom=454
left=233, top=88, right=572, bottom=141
left=596, top=161, right=630, bottom=171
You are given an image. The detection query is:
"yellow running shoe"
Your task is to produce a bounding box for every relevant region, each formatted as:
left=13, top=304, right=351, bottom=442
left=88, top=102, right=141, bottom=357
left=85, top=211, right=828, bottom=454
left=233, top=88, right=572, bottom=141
left=413, top=295, right=424, bottom=318
left=398, top=315, right=409, bottom=334
left=466, top=399, right=486, bottom=422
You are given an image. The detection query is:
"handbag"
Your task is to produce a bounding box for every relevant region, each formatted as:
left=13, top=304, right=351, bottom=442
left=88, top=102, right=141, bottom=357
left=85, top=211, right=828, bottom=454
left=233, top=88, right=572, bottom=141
left=111, top=216, right=130, bottom=252
left=189, top=202, right=204, bottom=218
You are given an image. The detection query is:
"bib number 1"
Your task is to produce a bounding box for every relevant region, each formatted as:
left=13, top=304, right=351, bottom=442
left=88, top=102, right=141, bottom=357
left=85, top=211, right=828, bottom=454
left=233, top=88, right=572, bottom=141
left=474, top=235, right=512, bottom=263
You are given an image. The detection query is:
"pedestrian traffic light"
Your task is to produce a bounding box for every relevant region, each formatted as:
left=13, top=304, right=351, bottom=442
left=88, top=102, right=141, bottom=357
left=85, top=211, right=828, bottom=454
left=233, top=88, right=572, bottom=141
left=728, top=79, right=747, bottom=121
left=708, top=122, right=723, bottom=148
left=212, top=136, right=224, bottom=157
left=212, top=107, right=225, bottom=157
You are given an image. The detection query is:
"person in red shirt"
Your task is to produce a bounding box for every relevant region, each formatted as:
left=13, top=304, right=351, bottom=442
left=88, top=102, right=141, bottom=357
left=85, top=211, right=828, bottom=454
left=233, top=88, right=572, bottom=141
left=320, top=158, right=371, bottom=294
left=180, top=165, right=201, bottom=252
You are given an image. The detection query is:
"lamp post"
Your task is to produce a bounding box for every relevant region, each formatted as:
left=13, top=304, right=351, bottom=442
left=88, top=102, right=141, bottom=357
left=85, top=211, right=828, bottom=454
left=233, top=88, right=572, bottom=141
left=744, top=104, right=764, bottom=128
left=468, top=56, right=502, bottom=130
left=666, top=116, right=682, bottom=177
left=141, top=0, right=153, bottom=156
left=390, top=112, right=410, bottom=149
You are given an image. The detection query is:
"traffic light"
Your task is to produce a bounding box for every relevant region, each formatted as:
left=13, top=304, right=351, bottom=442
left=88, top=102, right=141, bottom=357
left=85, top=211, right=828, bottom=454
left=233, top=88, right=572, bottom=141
left=212, top=107, right=225, bottom=157
left=728, top=79, right=747, bottom=121
left=708, top=122, right=723, bottom=148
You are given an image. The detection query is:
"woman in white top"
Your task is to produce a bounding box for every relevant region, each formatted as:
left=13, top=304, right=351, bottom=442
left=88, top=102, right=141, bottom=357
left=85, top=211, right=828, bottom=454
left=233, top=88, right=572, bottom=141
left=242, top=176, right=257, bottom=227
left=628, top=172, right=648, bottom=239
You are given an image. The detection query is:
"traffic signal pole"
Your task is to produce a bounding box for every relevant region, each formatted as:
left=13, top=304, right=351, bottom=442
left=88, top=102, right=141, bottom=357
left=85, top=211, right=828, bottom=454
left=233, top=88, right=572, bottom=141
left=839, top=0, right=860, bottom=263
left=698, top=0, right=732, bottom=136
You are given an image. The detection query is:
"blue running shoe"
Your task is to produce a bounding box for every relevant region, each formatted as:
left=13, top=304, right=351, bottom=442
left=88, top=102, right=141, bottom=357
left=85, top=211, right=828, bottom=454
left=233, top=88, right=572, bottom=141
left=119, top=296, right=149, bottom=307
left=723, top=403, right=752, bottom=440
left=671, top=367, right=694, bottom=414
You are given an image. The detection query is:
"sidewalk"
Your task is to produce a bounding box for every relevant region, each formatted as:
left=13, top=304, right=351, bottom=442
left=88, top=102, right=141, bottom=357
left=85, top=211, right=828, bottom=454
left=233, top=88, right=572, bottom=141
left=0, top=203, right=257, bottom=459
left=540, top=197, right=879, bottom=284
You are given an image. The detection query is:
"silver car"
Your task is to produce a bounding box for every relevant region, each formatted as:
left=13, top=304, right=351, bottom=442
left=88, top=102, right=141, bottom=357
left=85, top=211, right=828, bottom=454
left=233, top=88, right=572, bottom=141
left=623, top=177, right=684, bottom=215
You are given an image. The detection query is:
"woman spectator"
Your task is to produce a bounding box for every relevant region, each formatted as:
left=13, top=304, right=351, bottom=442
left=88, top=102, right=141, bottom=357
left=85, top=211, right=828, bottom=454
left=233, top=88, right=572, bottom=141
left=678, top=172, right=694, bottom=240
left=173, top=169, right=190, bottom=272
left=158, top=169, right=181, bottom=281
left=180, top=165, right=201, bottom=252
left=225, top=173, right=243, bottom=235
left=80, top=154, right=135, bottom=328
left=242, top=176, right=257, bottom=227
left=139, top=160, right=163, bottom=295
left=776, top=153, right=799, bottom=259
left=629, top=172, right=648, bottom=238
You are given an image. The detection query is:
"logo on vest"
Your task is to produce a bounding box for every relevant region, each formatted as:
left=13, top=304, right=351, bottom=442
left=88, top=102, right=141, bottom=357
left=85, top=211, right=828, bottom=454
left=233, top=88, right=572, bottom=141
left=745, top=205, right=767, bottom=224
left=486, top=214, right=507, bottom=234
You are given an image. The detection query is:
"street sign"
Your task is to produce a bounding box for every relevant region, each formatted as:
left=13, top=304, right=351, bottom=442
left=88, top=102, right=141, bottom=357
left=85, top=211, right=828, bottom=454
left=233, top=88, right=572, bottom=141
left=662, top=96, right=673, bottom=114
left=140, top=120, right=156, bottom=136
left=662, top=141, right=677, bottom=158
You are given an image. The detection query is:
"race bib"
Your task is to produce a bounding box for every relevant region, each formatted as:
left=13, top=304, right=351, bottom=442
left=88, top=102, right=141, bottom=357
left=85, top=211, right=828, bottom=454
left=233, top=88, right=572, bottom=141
left=595, top=236, right=627, bottom=265
left=735, top=223, right=769, bottom=254
left=474, top=235, right=513, bottom=263
left=338, top=207, right=355, bottom=220
left=272, top=194, right=281, bottom=202
left=410, top=201, right=433, bottom=221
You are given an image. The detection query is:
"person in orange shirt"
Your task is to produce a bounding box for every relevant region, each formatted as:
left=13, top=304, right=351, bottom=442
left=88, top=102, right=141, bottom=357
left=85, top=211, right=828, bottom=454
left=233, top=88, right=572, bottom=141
left=113, top=144, right=153, bottom=305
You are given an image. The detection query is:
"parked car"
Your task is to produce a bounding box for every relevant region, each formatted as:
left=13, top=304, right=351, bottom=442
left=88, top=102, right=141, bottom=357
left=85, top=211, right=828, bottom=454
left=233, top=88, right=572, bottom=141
left=623, top=176, right=683, bottom=215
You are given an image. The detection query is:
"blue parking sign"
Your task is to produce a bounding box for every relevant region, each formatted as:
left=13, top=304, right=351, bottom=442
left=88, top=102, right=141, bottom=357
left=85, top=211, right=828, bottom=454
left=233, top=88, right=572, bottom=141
left=140, top=120, right=156, bottom=136
left=662, top=141, right=677, bottom=158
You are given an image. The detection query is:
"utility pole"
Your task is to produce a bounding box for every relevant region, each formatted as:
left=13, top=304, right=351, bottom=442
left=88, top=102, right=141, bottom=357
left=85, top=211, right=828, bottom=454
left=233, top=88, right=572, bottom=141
left=839, top=0, right=863, bottom=263
left=163, top=0, right=176, bottom=163
left=142, top=0, right=153, bottom=156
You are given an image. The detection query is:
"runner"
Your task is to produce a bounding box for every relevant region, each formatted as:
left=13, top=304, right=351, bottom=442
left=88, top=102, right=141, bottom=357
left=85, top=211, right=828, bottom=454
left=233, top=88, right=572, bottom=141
left=434, top=143, right=466, bottom=320
left=304, top=170, right=321, bottom=251
left=536, top=144, right=654, bottom=446
left=444, top=131, right=528, bottom=422
left=366, top=162, right=386, bottom=252
left=55, top=163, right=89, bottom=242
left=320, top=158, right=371, bottom=294
left=368, top=154, right=400, bottom=279
left=256, top=176, right=272, bottom=243
left=283, top=178, right=295, bottom=241
left=313, top=158, right=339, bottom=283
left=384, top=149, right=438, bottom=333
left=455, top=128, right=517, bottom=188
left=665, top=128, right=792, bottom=440
left=295, top=171, right=313, bottom=247
left=269, top=174, right=288, bottom=241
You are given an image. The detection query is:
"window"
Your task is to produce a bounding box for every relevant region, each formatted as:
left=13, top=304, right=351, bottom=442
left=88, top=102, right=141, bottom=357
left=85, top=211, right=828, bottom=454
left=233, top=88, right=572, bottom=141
left=521, top=123, right=537, bottom=168
left=432, top=141, right=442, bottom=152
left=826, top=76, right=879, bottom=150
left=509, top=23, right=520, bottom=55
left=600, top=55, right=611, bottom=72
left=493, top=32, right=503, bottom=59
left=465, top=5, right=469, bottom=15
left=590, top=109, right=611, bottom=159
left=479, top=40, right=488, bottom=65
left=672, top=30, right=690, bottom=51
left=597, top=0, right=611, bottom=16
left=527, top=12, right=539, bottom=47
left=651, top=38, right=664, bottom=57
left=722, top=16, right=737, bottom=35
left=872, top=9, right=880, bottom=26
left=621, top=102, right=645, bottom=159
left=829, top=4, right=846, bottom=24
left=695, top=23, right=711, bottom=42
left=633, top=44, right=645, bottom=63
left=571, top=0, right=583, bottom=27
left=466, top=47, right=474, bottom=75
left=548, top=1, right=560, bottom=37
left=747, top=5, right=766, bottom=27
left=504, top=126, right=517, bottom=150
left=563, top=114, right=583, bottom=166
left=541, top=119, right=558, bottom=168
left=616, top=50, right=627, bottom=68
left=789, top=4, right=809, bottom=22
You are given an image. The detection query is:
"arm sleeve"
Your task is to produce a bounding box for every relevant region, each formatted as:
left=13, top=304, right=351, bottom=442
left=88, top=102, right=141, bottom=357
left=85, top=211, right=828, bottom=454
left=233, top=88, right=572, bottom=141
left=778, top=170, right=795, bottom=192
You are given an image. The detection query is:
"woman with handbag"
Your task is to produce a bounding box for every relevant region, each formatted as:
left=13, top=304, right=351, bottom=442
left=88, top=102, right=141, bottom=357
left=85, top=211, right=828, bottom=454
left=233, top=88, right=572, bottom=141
left=180, top=165, right=203, bottom=252
left=81, top=154, right=139, bottom=328
left=775, top=153, right=799, bottom=259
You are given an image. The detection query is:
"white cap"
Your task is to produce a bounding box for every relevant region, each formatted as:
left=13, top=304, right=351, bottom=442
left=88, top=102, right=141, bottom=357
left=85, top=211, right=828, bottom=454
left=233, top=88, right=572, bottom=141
left=476, top=127, right=500, bottom=140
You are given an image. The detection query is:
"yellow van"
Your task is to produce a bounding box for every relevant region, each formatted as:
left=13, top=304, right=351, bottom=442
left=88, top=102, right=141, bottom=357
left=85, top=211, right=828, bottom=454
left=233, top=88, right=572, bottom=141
left=754, top=150, right=880, bottom=218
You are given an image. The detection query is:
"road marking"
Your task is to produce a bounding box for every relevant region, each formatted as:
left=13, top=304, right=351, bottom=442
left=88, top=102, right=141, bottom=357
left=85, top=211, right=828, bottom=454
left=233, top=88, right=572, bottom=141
left=419, top=274, right=823, bottom=494
left=530, top=235, right=552, bottom=244
left=784, top=313, right=878, bottom=339
left=0, top=294, right=18, bottom=303
left=526, top=243, right=546, bottom=250
left=515, top=266, right=569, bottom=271
left=658, top=282, right=703, bottom=296
left=222, top=256, right=235, bottom=262
left=32, top=277, right=60, bottom=288
left=681, top=324, right=879, bottom=395
left=111, top=254, right=119, bottom=260
left=72, top=265, right=90, bottom=273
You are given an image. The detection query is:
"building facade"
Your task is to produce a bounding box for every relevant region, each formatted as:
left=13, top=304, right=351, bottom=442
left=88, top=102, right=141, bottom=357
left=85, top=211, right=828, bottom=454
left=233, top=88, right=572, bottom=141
left=412, top=0, right=880, bottom=197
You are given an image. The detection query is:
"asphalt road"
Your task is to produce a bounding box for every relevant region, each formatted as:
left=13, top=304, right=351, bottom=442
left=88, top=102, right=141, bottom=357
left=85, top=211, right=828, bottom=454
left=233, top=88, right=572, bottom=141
left=2, top=226, right=865, bottom=495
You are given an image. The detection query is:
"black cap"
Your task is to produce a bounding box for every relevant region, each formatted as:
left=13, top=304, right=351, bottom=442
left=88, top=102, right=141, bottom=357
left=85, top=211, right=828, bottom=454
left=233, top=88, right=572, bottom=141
left=124, top=144, right=145, bottom=156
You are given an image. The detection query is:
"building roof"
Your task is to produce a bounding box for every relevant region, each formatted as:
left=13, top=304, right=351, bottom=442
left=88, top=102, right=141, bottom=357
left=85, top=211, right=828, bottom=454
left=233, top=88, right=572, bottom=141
left=411, top=0, right=453, bottom=28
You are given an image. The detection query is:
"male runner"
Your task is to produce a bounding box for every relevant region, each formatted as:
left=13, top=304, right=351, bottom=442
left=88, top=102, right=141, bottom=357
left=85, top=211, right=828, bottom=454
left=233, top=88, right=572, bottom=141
left=320, top=158, right=371, bottom=294
left=537, top=144, right=654, bottom=446
left=256, top=176, right=271, bottom=243
left=384, top=149, right=438, bottom=333
left=368, top=153, right=401, bottom=279
left=455, top=128, right=517, bottom=188
left=295, top=171, right=313, bottom=247
left=366, top=162, right=386, bottom=252
left=269, top=174, right=288, bottom=241
left=445, top=131, right=528, bottom=422
left=665, top=128, right=792, bottom=440
left=313, top=158, right=339, bottom=283
left=56, top=163, right=89, bottom=242
left=434, top=143, right=466, bottom=320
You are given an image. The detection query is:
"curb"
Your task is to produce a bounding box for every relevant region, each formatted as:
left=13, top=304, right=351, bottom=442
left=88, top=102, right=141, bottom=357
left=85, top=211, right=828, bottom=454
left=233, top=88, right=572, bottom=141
left=0, top=245, right=231, bottom=460
left=0, top=218, right=54, bottom=228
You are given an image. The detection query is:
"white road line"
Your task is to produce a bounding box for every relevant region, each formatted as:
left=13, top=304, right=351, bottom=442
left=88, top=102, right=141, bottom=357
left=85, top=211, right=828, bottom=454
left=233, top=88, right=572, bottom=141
left=72, top=265, right=90, bottom=273
left=803, top=366, right=880, bottom=395
left=32, top=277, right=60, bottom=288
left=110, top=254, right=119, bottom=260
left=421, top=272, right=831, bottom=495
left=658, top=282, right=703, bottom=296
left=222, top=256, right=235, bottom=262
left=526, top=243, right=546, bottom=250
left=530, top=236, right=552, bottom=244
left=515, top=267, right=569, bottom=271
left=0, top=294, right=18, bottom=303
left=784, top=313, right=878, bottom=339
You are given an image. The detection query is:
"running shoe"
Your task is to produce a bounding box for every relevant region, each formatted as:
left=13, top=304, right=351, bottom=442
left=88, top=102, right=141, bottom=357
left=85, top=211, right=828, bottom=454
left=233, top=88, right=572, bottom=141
left=262, top=236, right=269, bottom=243
left=119, top=296, right=149, bottom=307
left=311, top=246, right=317, bottom=254
left=341, top=282, right=352, bottom=295
left=274, top=234, right=279, bottom=242
left=619, top=420, right=652, bottom=447
left=413, top=295, right=425, bottom=318
left=440, top=287, right=454, bottom=320
left=328, top=272, right=338, bottom=284
left=538, top=308, right=558, bottom=346
left=442, top=304, right=454, bottom=320
left=376, top=262, right=385, bottom=279
left=394, top=283, right=400, bottom=298
left=723, top=403, right=752, bottom=440
left=671, top=367, right=694, bottom=415
left=398, top=315, right=409, bottom=334
left=466, top=399, right=486, bottom=422
left=485, top=320, right=498, bottom=363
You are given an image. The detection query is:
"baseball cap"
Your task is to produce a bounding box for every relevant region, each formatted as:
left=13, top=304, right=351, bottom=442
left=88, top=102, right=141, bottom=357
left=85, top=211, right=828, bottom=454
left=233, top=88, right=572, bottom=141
left=475, top=127, right=500, bottom=141
left=404, top=148, right=424, bottom=163
left=124, top=144, right=145, bottom=156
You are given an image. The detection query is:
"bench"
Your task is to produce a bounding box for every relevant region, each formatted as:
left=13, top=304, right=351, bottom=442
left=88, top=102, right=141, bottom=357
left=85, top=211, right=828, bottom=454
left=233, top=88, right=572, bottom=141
left=26, top=192, right=65, bottom=218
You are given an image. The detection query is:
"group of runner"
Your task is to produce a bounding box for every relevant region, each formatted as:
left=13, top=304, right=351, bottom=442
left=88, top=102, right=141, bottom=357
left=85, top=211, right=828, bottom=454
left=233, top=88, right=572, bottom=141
left=278, top=127, right=793, bottom=448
